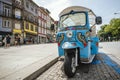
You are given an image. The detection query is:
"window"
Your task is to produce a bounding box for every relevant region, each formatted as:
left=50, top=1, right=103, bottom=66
left=44, top=16, right=46, bottom=20
left=38, top=19, right=41, bottom=26
left=42, top=21, right=44, bottom=27
left=40, top=27, right=42, bottom=33
left=26, top=22, right=29, bottom=29
left=8, top=22, right=10, bottom=27
left=89, top=13, right=96, bottom=26
left=35, top=27, right=37, bottom=32
left=39, top=11, right=41, bottom=17
left=3, top=20, right=11, bottom=28
left=26, top=2, right=29, bottom=8
left=8, top=9, right=10, bottom=16
left=31, top=25, right=34, bottom=31
left=4, top=5, right=11, bottom=17
left=42, top=28, right=44, bottom=34
left=35, top=8, right=37, bottom=14
left=31, top=5, right=34, bottom=12
left=15, top=23, right=21, bottom=29
left=44, top=29, right=47, bottom=34
left=42, top=14, right=44, bottom=18
left=31, top=7, right=34, bottom=11
left=8, top=21, right=11, bottom=27
left=45, top=23, right=47, bottom=28
left=4, top=21, right=6, bottom=27
left=15, top=9, right=21, bottom=19
left=30, top=16, right=33, bottom=22
left=60, top=13, right=86, bottom=28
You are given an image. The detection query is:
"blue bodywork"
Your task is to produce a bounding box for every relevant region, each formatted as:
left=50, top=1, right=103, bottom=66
left=56, top=12, right=99, bottom=63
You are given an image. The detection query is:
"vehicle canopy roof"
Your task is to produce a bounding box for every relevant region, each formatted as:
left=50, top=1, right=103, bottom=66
left=59, top=6, right=96, bottom=17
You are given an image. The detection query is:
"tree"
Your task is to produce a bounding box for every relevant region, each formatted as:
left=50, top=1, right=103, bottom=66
left=98, top=24, right=109, bottom=41
left=109, top=18, right=120, bottom=40
left=98, top=18, right=120, bottom=41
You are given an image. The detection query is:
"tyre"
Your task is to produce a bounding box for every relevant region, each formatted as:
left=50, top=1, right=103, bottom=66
left=64, top=54, right=76, bottom=77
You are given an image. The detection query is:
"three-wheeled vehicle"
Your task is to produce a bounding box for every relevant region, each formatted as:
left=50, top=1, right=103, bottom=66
left=56, top=6, right=102, bottom=77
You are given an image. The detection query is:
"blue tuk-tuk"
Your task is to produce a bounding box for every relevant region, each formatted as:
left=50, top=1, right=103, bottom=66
left=56, top=6, right=102, bottom=77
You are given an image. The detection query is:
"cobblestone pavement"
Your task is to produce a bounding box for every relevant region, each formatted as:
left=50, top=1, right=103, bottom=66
left=36, top=53, right=120, bottom=80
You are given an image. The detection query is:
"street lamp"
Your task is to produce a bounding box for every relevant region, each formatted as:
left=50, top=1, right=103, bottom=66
left=114, top=12, right=120, bottom=15
left=114, top=12, right=120, bottom=18
left=114, top=11, right=120, bottom=15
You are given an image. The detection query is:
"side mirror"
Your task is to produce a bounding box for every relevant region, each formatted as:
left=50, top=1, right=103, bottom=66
left=96, top=16, right=102, bottom=25
left=51, top=24, right=55, bottom=30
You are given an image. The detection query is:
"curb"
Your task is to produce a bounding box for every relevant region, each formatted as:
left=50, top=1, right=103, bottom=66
left=23, top=57, right=59, bottom=80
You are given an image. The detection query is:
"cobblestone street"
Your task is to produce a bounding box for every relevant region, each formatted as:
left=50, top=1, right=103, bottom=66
left=36, top=53, right=120, bottom=80
left=36, top=42, right=120, bottom=80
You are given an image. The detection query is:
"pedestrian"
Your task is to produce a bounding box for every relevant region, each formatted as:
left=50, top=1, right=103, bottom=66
left=6, top=34, right=11, bottom=48
left=3, top=36, right=6, bottom=48
left=17, top=35, right=21, bottom=46
left=24, top=38, right=26, bottom=44
left=14, top=36, right=18, bottom=46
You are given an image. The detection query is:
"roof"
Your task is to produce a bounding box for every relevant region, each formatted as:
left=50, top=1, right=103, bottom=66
left=59, top=6, right=96, bottom=17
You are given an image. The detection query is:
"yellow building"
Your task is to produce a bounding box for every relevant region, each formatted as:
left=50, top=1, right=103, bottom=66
left=23, top=21, right=38, bottom=44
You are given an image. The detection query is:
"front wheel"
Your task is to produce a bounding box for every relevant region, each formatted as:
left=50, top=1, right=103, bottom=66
left=64, top=54, right=76, bottom=77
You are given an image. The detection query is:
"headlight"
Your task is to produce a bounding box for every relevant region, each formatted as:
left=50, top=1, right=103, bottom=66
left=66, top=31, right=73, bottom=38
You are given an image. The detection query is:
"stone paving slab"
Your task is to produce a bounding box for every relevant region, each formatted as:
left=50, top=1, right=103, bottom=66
left=36, top=53, right=120, bottom=80
left=0, top=43, right=58, bottom=80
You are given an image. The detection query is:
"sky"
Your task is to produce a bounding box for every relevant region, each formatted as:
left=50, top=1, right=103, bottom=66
left=33, top=0, right=120, bottom=30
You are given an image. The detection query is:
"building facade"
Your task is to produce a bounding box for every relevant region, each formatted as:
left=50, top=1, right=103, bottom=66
left=0, top=0, right=56, bottom=46
left=12, top=0, right=23, bottom=44
left=38, top=7, right=57, bottom=43
left=46, top=17, right=56, bottom=42
left=38, top=7, right=50, bottom=43
left=38, top=7, right=45, bottom=43
left=23, top=0, right=38, bottom=44
left=0, top=0, right=13, bottom=44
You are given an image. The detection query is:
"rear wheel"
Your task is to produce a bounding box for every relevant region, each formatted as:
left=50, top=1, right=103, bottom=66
left=64, top=53, right=76, bottom=77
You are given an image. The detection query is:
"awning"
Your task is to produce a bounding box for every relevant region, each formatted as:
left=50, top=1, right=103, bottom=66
left=0, top=31, right=12, bottom=35
left=24, top=29, right=37, bottom=35
left=13, top=29, right=22, bottom=34
left=38, top=33, right=46, bottom=37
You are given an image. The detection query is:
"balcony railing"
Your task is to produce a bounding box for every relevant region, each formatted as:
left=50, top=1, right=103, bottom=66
left=24, top=17, right=39, bottom=25
left=0, top=11, right=12, bottom=18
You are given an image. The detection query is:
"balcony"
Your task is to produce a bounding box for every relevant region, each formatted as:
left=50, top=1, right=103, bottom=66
left=12, top=1, right=23, bottom=9
left=12, top=14, right=22, bottom=20
left=0, top=11, right=12, bottom=18
left=24, top=17, right=38, bottom=25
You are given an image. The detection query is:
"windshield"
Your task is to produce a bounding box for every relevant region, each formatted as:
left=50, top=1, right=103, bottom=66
left=59, top=13, right=86, bottom=28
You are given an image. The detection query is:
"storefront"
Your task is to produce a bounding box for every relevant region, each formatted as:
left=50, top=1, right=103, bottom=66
left=24, top=21, right=38, bottom=44
left=13, top=29, right=23, bottom=44
left=25, top=33, right=37, bottom=44
left=38, top=34, right=46, bottom=43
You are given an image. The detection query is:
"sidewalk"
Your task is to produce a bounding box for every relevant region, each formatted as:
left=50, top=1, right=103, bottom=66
left=0, top=43, right=59, bottom=80
left=99, top=42, right=120, bottom=60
